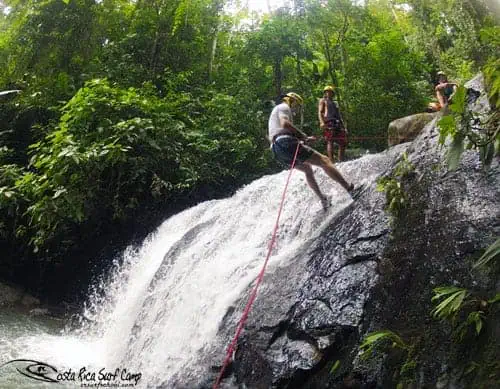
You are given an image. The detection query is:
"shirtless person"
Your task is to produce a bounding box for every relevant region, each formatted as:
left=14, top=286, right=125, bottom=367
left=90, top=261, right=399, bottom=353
left=318, top=85, right=348, bottom=162
left=435, top=71, right=458, bottom=109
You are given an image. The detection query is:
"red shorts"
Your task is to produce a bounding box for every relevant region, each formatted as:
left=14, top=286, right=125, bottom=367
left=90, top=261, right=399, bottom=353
left=323, top=127, right=347, bottom=147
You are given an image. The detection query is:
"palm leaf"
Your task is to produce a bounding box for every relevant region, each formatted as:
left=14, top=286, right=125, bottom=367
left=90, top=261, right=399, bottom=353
left=431, top=286, right=469, bottom=320
left=473, top=238, right=500, bottom=269
left=488, top=293, right=500, bottom=305
left=329, top=360, right=341, bottom=375
left=360, top=330, right=408, bottom=358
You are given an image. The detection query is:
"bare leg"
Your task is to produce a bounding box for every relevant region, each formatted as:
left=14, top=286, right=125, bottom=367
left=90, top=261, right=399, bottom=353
left=338, top=145, right=345, bottom=162
left=306, top=150, right=353, bottom=192
left=295, top=163, right=326, bottom=202
left=326, top=141, right=334, bottom=162
left=436, top=90, right=446, bottom=108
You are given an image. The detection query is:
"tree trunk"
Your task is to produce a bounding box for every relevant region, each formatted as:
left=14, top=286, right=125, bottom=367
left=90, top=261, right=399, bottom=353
left=322, top=30, right=338, bottom=89
left=273, top=58, right=282, bottom=97
left=149, top=0, right=165, bottom=78
left=207, top=0, right=223, bottom=82
left=208, top=31, right=218, bottom=82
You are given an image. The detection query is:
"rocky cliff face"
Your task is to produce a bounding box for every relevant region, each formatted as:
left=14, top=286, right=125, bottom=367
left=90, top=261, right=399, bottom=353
left=194, top=74, right=499, bottom=389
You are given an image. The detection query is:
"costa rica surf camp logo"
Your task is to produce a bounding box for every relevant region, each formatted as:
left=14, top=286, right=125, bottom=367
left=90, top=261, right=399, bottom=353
left=0, top=359, right=142, bottom=387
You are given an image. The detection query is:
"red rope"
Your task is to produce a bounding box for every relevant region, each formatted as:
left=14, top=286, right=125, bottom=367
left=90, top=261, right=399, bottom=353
left=212, top=142, right=302, bottom=389
left=332, top=135, right=404, bottom=140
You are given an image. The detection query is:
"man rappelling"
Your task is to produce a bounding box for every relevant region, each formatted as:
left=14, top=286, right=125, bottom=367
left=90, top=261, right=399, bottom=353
left=268, top=92, right=355, bottom=209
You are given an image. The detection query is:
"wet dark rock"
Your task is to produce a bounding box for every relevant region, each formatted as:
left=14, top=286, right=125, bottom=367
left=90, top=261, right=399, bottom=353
left=232, top=338, right=274, bottom=389
left=28, top=307, right=50, bottom=316
left=0, top=281, right=40, bottom=308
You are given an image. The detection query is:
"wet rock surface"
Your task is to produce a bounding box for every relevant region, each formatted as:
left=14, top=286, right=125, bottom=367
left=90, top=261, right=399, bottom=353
left=0, top=282, right=40, bottom=308
left=194, top=74, right=498, bottom=389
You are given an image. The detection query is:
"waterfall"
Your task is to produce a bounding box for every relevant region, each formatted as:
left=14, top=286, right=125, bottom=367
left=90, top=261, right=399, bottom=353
left=83, top=166, right=356, bottom=386
left=0, top=150, right=398, bottom=388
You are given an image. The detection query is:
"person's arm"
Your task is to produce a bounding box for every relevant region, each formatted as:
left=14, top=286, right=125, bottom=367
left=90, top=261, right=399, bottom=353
left=436, top=82, right=458, bottom=92
left=435, top=84, right=447, bottom=107
left=448, top=83, right=459, bottom=102
left=318, top=98, right=326, bottom=129
left=280, top=117, right=308, bottom=140
left=278, top=105, right=308, bottom=140
left=336, top=101, right=346, bottom=130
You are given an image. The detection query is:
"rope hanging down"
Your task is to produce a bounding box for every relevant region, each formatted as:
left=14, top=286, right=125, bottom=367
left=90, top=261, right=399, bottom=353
left=213, top=142, right=301, bottom=389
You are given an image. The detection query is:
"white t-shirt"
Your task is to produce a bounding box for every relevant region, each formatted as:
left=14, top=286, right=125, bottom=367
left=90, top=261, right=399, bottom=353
left=268, top=102, right=292, bottom=141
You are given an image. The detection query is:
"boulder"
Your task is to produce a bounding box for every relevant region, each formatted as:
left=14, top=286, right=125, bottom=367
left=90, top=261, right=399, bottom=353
left=0, top=282, right=40, bottom=308
left=387, top=112, right=437, bottom=146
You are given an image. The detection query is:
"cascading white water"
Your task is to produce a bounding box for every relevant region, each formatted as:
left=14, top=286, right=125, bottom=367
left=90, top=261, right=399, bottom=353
left=79, top=165, right=356, bottom=387
left=0, top=152, right=394, bottom=388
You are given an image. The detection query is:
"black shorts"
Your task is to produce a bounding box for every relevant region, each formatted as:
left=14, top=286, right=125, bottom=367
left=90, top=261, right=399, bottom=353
left=272, top=135, right=314, bottom=167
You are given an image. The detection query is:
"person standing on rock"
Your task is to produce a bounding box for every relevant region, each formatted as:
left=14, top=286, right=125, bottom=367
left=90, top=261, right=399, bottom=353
left=318, top=85, right=348, bottom=162
left=268, top=92, right=355, bottom=209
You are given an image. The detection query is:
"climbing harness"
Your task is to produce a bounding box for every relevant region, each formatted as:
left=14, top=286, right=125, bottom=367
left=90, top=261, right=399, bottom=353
left=213, top=142, right=301, bottom=389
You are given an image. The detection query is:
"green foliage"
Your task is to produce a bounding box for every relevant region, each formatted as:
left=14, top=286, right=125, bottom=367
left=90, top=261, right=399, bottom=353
left=473, top=238, right=500, bottom=269
left=0, top=78, right=268, bottom=253
left=452, top=309, right=488, bottom=342
left=360, top=330, right=410, bottom=359
left=481, top=28, right=500, bottom=157
left=329, top=360, right=341, bottom=376
left=481, top=25, right=500, bottom=109
left=431, top=285, right=500, bottom=341
left=399, top=357, right=418, bottom=387
left=483, top=58, right=500, bottom=110
left=0, top=162, right=26, bottom=240
left=397, top=0, right=495, bottom=81
left=448, top=85, right=467, bottom=115
left=467, top=311, right=485, bottom=336
left=438, top=85, right=499, bottom=171
left=360, top=329, right=417, bottom=386
left=376, top=152, right=415, bottom=220
left=488, top=293, right=500, bottom=305
left=344, top=28, right=428, bottom=149
left=431, top=286, right=470, bottom=321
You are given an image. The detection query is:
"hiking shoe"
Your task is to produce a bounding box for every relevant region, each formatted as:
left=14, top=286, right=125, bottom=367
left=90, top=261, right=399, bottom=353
left=348, top=183, right=366, bottom=200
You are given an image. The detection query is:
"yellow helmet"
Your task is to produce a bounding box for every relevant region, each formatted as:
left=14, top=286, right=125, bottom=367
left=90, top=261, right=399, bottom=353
left=284, top=92, right=304, bottom=107
left=323, top=85, right=335, bottom=92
